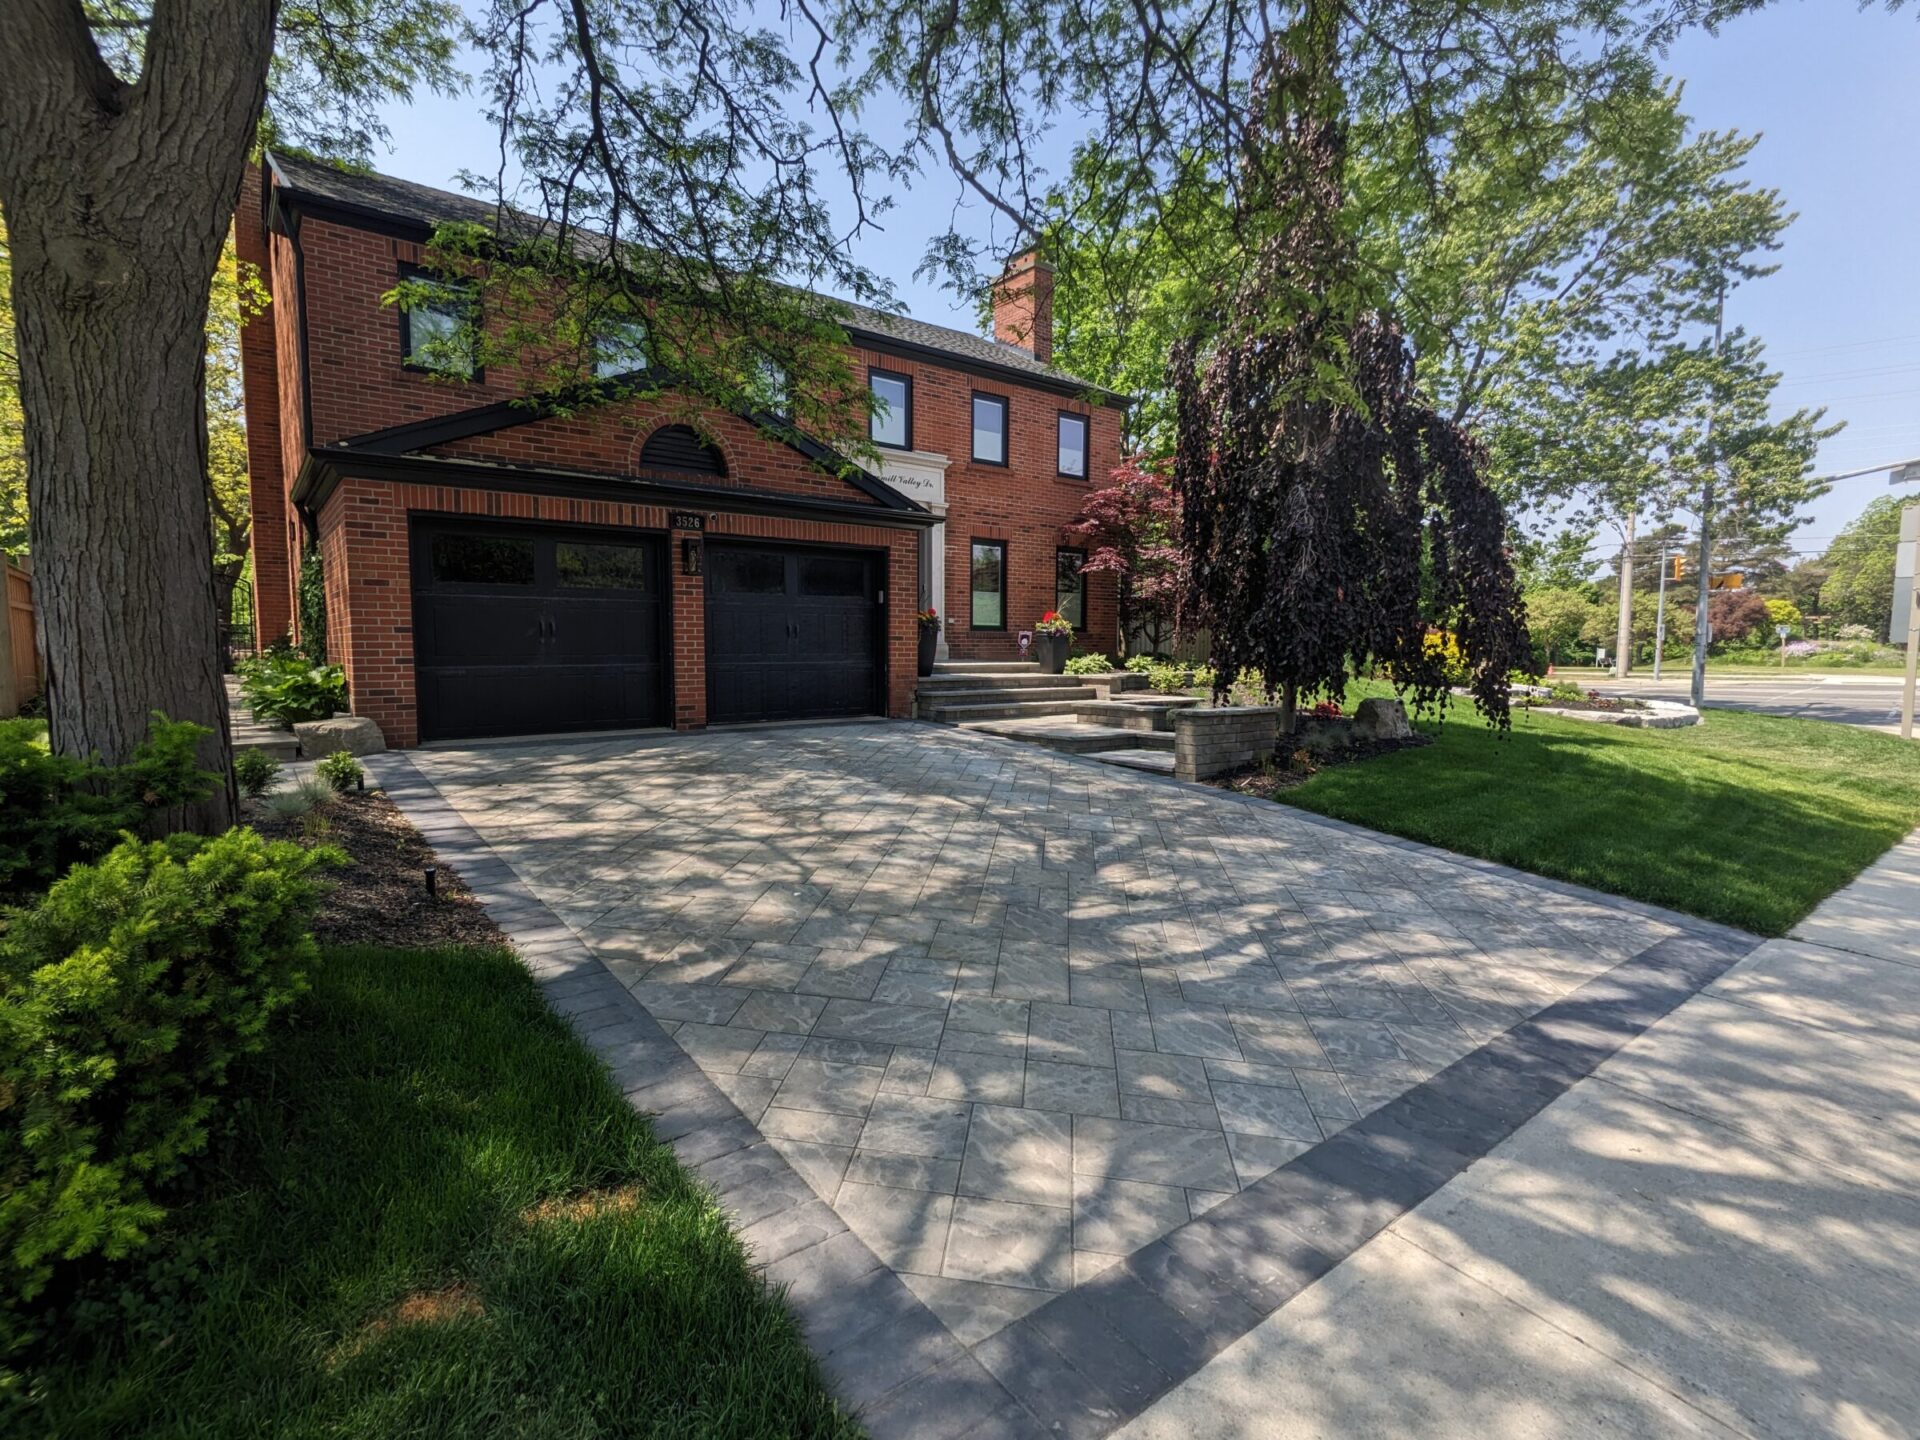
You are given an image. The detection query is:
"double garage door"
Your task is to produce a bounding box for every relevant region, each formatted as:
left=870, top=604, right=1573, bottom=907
left=412, top=520, right=881, bottom=741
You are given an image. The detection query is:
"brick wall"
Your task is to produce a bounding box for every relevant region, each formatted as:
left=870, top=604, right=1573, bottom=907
left=236, top=165, right=296, bottom=646
left=316, top=476, right=920, bottom=746
left=846, top=344, right=1125, bottom=661
left=1171, top=707, right=1283, bottom=782
left=429, top=405, right=882, bottom=507
left=243, top=167, right=1131, bottom=726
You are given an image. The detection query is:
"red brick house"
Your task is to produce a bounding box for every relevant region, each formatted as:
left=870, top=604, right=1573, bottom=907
left=237, top=153, right=1125, bottom=745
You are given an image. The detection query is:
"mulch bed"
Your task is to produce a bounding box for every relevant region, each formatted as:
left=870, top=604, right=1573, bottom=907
left=1214, top=731, right=1435, bottom=798
left=246, top=788, right=506, bottom=949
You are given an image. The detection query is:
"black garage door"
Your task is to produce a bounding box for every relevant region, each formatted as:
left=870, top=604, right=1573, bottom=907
left=411, top=520, right=666, bottom=741
left=706, top=543, right=882, bottom=724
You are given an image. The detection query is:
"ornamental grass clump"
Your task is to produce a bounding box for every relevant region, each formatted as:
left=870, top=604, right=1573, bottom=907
left=0, top=829, right=337, bottom=1365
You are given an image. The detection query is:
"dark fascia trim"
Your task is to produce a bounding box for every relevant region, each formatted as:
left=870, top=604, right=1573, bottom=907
left=848, top=326, right=1132, bottom=409
left=333, top=374, right=923, bottom=514
left=293, top=448, right=940, bottom=532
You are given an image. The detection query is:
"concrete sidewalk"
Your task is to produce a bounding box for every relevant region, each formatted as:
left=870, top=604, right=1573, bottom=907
left=1115, top=834, right=1920, bottom=1439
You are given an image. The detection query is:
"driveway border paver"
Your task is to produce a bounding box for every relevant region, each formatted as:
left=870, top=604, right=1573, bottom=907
left=367, top=733, right=1762, bottom=1440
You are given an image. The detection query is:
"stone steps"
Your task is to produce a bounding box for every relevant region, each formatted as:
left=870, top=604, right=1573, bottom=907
left=922, top=695, right=1097, bottom=723
left=917, top=673, right=1096, bottom=693
left=961, top=718, right=1177, bottom=754
left=1084, top=749, right=1176, bottom=774
left=932, top=660, right=1043, bottom=674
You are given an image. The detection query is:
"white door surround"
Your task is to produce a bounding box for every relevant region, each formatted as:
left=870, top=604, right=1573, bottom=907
left=872, top=448, right=953, bottom=660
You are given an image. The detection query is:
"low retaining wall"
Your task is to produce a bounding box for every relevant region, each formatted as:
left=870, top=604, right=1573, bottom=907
left=1171, top=706, right=1283, bottom=781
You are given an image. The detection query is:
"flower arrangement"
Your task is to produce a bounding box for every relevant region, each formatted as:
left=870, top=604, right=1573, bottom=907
left=1035, top=610, right=1074, bottom=637
left=917, top=606, right=940, bottom=630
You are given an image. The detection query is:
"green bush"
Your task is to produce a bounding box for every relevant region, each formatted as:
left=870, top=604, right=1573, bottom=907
left=0, top=714, right=220, bottom=900
left=314, top=750, right=364, bottom=793
left=232, top=749, right=281, bottom=798
left=0, top=829, right=336, bottom=1361
left=1124, top=654, right=1158, bottom=673
left=1147, top=662, right=1186, bottom=694
left=1064, top=653, right=1113, bottom=675
left=236, top=651, right=348, bottom=726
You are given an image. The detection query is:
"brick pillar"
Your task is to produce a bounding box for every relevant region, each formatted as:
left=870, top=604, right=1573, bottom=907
left=235, top=163, right=293, bottom=648
left=671, top=526, right=707, bottom=729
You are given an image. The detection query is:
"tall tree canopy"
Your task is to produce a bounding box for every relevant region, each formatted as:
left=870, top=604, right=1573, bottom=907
left=1818, top=495, right=1909, bottom=635
left=1171, top=40, right=1531, bottom=730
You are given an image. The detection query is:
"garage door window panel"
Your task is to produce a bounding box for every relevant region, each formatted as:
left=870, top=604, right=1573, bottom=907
left=431, top=533, right=536, bottom=586
left=556, top=541, right=650, bottom=590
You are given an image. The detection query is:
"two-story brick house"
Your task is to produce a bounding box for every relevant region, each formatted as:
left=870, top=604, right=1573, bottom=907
left=237, top=153, right=1125, bottom=745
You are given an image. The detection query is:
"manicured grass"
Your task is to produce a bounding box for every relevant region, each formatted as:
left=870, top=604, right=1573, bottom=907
left=25, top=945, right=859, bottom=1440
left=1279, top=697, right=1920, bottom=935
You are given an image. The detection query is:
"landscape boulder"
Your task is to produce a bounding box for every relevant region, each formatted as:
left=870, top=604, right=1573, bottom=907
left=294, top=714, right=387, bottom=758
left=1351, top=697, right=1413, bottom=741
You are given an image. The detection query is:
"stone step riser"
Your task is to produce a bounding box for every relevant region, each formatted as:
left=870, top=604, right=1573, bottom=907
left=923, top=699, right=1097, bottom=722
left=961, top=726, right=1175, bottom=756
left=932, top=661, right=1042, bottom=674
left=917, top=676, right=1095, bottom=692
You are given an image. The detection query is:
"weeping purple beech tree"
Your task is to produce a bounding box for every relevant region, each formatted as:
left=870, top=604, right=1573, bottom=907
left=1170, top=41, right=1531, bottom=733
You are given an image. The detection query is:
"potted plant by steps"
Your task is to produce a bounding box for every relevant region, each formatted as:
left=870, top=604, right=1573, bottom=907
left=917, top=606, right=941, bottom=678
left=1034, top=611, right=1073, bottom=674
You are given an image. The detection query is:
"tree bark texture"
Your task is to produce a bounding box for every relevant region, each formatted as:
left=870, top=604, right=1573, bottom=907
left=0, top=0, right=279, bottom=829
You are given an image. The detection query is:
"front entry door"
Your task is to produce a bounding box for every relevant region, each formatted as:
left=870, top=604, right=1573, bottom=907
left=705, top=543, right=881, bottom=724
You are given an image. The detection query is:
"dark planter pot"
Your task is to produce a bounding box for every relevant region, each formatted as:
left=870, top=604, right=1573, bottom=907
left=1034, top=631, right=1070, bottom=674
left=917, top=624, right=939, bottom=678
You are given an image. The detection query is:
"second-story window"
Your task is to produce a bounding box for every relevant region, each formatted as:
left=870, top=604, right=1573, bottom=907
left=870, top=368, right=911, bottom=448
left=400, top=268, right=476, bottom=378
left=972, top=393, right=1009, bottom=465
left=1057, top=412, right=1089, bottom=479
left=594, top=318, right=649, bottom=378
left=752, top=355, right=789, bottom=416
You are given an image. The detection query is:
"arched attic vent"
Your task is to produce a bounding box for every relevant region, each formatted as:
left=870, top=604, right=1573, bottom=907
left=638, top=424, right=726, bottom=475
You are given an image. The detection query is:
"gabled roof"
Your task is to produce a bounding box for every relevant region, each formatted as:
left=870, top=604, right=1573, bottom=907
left=322, top=369, right=928, bottom=513
left=264, top=150, right=1127, bottom=405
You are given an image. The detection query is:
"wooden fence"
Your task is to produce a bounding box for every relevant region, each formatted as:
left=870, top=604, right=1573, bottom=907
left=2, top=558, right=41, bottom=717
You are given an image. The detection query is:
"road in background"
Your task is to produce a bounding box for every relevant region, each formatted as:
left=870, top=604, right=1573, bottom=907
left=1558, top=670, right=1909, bottom=732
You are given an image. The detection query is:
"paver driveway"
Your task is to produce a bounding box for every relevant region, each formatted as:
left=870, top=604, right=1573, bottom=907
left=406, top=721, right=1703, bottom=1347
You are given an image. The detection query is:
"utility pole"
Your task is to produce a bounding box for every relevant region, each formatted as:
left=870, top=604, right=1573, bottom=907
left=1653, top=544, right=1677, bottom=681
left=1614, top=511, right=1636, bottom=678
left=1689, top=286, right=1725, bottom=710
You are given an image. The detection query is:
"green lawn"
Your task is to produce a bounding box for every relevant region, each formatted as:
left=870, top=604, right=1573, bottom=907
left=1280, top=697, right=1920, bottom=935
left=24, top=945, right=859, bottom=1440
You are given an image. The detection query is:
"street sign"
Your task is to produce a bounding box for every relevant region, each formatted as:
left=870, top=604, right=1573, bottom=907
left=1774, top=624, right=1790, bottom=639
left=1891, top=461, right=1920, bottom=488
left=1894, top=506, right=1919, bottom=646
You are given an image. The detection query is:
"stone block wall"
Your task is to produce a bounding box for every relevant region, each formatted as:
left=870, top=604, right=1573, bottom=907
left=1171, top=706, right=1283, bottom=782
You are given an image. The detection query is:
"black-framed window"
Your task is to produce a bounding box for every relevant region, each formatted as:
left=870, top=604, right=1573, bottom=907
left=398, top=265, right=477, bottom=377
left=1057, top=411, right=1089, bottom=479
left=870, top=368, right=912, bottom=449
left=970, top=540, right=1007, bottom=630
left=1055, top=548, right=1087, bottom=629
left=594, top=318, right=649, bottom=378
left=972, top=392, right=1009, bottom=466
left=753, top=355, right=789, bottom=416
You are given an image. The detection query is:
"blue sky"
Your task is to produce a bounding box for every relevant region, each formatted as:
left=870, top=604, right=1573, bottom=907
left=370, top=1, right=1918, bottom=555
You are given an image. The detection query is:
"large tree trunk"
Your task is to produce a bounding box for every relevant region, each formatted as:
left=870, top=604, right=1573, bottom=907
left=0, top=0, right=279, bottom=831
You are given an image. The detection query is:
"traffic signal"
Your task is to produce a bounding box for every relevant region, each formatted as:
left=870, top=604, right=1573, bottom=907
left=1670, top=555, right=1687, bottom=581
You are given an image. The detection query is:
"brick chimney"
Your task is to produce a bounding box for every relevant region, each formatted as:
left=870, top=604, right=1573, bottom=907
left=990, top=249, right=1054, bottom=363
